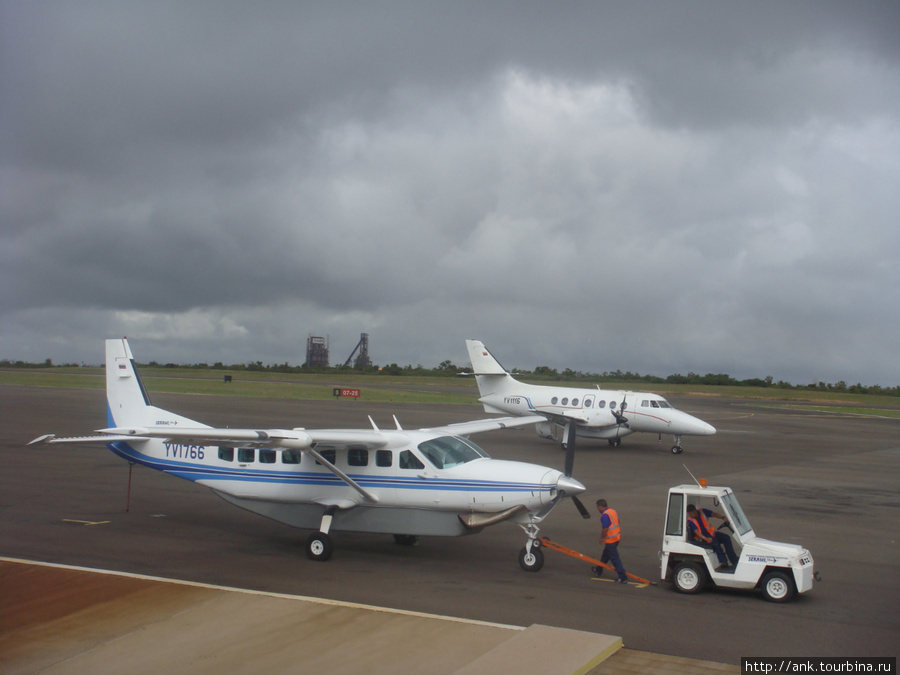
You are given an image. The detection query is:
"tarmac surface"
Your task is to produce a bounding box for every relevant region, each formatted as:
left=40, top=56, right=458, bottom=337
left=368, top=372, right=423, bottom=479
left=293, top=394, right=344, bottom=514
left=2, top=384, right=899, bottom=671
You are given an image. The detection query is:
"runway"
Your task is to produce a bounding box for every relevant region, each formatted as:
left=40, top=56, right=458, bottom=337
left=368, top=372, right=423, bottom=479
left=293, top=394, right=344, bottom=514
left=2, top=385, right=898, bottom=667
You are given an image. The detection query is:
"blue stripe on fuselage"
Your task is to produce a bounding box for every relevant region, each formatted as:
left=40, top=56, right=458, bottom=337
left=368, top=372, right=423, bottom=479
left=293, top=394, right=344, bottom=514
left=107, top=442, right=549, bottom=493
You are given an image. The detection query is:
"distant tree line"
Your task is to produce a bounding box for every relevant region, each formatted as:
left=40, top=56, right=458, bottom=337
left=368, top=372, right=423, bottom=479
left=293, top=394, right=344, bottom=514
left=3, top=358, right=897, bottom=397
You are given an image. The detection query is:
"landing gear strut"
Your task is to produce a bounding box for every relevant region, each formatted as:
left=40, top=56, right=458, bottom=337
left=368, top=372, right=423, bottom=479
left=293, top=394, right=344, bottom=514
left=518, top=523, right=545, bottom=572
left=307, top=505, right=338, bottom=561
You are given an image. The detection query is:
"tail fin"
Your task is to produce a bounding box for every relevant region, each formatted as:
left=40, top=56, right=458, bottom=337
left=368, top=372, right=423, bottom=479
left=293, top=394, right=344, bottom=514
left=105, top=338, right=203, bottom=430
left=465, top=339, right=517, bottom=405
left=466, top=340, right=508, bottom=375
left=106, top=338, right=156, bottom=428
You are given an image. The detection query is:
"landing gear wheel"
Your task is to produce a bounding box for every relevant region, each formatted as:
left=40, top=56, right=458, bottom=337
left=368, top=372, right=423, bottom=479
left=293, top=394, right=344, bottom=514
left=672, top=561, right=705, bottom=594
left=761, top=570, right=796, bottom=603
left=671, top=445, right=683, bottom=454
left=609, top=438, right=621, bottom=448
left=393, top=534, right=418, bottom=546
left=306, top=532, right=334, bottom=561
left=518, top=545, right=544, bottom=572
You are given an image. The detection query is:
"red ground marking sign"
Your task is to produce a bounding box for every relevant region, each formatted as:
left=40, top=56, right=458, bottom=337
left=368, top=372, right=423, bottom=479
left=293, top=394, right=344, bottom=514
left=333, top=388, right=361, bottom=398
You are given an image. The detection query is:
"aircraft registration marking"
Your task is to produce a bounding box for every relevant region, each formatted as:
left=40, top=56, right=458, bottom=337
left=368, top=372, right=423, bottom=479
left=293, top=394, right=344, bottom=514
left=164, top=443, right=206, bottom=460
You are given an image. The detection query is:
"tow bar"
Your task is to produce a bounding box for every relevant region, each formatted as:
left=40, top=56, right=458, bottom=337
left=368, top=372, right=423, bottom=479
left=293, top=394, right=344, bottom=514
left=539, top=537, right=656, bottom=586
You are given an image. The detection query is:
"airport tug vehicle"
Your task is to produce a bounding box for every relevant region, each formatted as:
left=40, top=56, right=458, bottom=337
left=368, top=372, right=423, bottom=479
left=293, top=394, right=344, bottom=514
left=660, top=482, right=818, bottom=602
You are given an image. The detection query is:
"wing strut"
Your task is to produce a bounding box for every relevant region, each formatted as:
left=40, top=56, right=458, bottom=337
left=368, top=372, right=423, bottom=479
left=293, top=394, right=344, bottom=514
left=306, top=448, right=380, bottom=504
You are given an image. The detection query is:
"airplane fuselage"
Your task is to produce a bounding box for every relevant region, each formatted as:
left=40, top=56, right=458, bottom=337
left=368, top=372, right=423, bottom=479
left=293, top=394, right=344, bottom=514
left=477, top=382, right=715, bottom=441
left=107, top=431, right=560, bottom=536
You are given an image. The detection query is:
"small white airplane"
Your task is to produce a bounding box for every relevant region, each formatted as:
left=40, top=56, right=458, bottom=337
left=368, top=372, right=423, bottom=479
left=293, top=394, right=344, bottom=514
left=465, top=340, right=716, bottom=454
left=29, top=338, right=589, bottom=571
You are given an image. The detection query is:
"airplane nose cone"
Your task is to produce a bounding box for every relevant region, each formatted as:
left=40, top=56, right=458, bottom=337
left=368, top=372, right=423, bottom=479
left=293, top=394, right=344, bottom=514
left=556, top=474, right=586, bottom=496
left=676, top=411, right=716, bottom=436
left=691, top=418, right=716, bottom=435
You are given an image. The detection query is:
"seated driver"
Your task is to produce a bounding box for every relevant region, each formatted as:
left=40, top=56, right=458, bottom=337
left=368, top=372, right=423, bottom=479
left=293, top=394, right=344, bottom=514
left=686, top=504, right=739, bottom=569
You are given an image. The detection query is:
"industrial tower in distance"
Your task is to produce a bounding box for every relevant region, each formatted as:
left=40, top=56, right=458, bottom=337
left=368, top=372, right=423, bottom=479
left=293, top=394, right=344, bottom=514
left=306, top=335, right=329, bottom=368
left=344, top=333, right=372, bottom=368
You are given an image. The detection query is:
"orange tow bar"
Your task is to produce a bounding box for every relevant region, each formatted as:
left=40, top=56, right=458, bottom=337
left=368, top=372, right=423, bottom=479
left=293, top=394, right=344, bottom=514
left=539, top=537, right=656, bottom=586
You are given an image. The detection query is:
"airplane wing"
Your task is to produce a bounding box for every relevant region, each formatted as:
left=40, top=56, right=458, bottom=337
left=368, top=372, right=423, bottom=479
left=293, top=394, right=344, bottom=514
left=421, top=414, right=547, bottom=436
left=28, top=433, right=143, bottom=446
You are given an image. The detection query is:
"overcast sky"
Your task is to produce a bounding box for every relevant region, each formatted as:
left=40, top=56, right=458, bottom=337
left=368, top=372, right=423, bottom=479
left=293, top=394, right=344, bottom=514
left=2, top=2, right=899, bottom=385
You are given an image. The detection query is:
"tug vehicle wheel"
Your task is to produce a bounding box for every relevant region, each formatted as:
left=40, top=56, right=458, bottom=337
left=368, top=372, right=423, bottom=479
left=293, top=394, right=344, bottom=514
left=673, top=561, right=705, bottom=594
left=761, top=570, right=796, bottom=603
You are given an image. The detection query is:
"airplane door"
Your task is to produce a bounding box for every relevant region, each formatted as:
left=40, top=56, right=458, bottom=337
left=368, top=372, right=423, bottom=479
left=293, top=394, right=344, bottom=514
left=582, top=394, right=595, bottom=410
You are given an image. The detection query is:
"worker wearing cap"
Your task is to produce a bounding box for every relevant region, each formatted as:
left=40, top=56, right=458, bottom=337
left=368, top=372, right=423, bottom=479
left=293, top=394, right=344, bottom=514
left=687, top=504, right=739, bottom=568
left=592, top=499, right=628, bottom=583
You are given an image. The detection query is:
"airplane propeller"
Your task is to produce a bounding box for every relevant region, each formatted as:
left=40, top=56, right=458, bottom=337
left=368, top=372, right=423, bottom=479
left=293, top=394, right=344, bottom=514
left=563, top=420, right=590, bottom=519
left=611, top=394, right=629, bottom=446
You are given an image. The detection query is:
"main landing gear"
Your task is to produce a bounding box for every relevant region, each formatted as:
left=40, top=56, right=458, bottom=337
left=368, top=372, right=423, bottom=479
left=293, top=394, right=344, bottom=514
left=306, top=505, right=338, bottom=561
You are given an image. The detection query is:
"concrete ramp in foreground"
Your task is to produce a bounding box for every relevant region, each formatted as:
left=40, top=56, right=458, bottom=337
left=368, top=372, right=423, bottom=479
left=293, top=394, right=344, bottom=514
left=1, top=559, right=623, bottom=675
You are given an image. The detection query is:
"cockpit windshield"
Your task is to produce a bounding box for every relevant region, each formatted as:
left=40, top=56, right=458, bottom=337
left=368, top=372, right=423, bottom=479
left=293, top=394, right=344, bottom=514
left=417, top=436, right=490, bottom=469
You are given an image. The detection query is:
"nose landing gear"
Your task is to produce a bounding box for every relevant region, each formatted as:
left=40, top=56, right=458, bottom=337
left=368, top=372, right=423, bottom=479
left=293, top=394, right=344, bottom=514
left=518, top=523, right=545, bottom=572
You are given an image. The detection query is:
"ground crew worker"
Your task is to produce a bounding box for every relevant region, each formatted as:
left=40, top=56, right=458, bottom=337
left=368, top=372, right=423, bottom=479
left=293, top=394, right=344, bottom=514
left=686, top=503, right=739, bottom=568
left=592, top=498, right=628, bottom=583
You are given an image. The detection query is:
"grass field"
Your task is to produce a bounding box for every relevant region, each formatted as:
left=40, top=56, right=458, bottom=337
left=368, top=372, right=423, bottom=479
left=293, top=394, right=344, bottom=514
left=3, top=368, right=899, bottom=414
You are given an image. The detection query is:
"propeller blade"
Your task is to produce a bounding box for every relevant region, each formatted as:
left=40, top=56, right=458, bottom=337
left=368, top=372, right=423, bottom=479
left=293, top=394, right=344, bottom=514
left=564, top=420, right=576, bottom=477
left=572, top=494, right=590, bottom=519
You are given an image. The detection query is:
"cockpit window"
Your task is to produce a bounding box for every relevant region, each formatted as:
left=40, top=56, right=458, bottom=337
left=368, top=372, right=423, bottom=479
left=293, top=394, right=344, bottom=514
left=657, top=399, right=671, bottom=408
left=399, top=450, right=424, bottom=470
left=417, top=436, right=489, bottom=469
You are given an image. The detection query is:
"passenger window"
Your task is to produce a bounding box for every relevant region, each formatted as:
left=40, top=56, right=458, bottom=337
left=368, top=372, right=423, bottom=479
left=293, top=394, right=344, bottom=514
left=218, top=447, right=234, bottom=462
left=282, top=450, right=302, bottom=464
left=561, top=397, right=569, bottom=406
left=259, top=449, right=276, bottom=464
left=315, top=449, right=336, bottom=465
left=348, top=448, right=369, bottom=467
left=598, top=400, right=606, bottom=408
left=572, top=398, right=579, bottom=407
left=610, top=401, right=617, bottom=409
left=585, top=399, right=592, bottom=407
left=621, top=402, right=628, bottom=410
left=399, top=450, right=425, bottom=470
left=551, top=396, right=558, bottom=405
left=376, top=450, right=392, bottom=467
left=238, top=448, right=254, bottom=463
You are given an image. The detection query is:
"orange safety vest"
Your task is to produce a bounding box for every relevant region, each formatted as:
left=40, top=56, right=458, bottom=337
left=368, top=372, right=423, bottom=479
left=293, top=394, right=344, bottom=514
left=602, top=508, right=621, bottom=544
left=688, top=511, right=715, bottom=541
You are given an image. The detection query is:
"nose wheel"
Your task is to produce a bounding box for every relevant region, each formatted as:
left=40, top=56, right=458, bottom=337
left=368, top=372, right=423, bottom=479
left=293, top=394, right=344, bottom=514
left=518, top=538, right=544, bottom=571
left=671, top=435, right=684, bottom=454
left=518, top=523, right=545, bottom=571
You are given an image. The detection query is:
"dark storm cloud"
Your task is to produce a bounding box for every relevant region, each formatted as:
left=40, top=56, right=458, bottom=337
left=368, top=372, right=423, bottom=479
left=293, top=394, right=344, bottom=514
left=2, top=1, right=899, bottom=384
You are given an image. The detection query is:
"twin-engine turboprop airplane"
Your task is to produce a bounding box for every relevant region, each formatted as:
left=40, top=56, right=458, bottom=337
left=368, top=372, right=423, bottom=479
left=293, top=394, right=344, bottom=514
left=29, top=338, right=588, bottom=571
left=465, top=340, right=716, bottom=454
